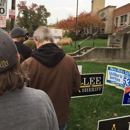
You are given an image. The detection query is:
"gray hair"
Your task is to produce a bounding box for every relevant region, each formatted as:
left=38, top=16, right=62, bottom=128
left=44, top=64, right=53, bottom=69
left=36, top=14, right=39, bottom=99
left=33, top=26, right=54, bottom=43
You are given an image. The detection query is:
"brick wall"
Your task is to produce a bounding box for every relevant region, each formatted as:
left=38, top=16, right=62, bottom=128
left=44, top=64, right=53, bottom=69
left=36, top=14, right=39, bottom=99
left=112, top=3, right=130, bottom=33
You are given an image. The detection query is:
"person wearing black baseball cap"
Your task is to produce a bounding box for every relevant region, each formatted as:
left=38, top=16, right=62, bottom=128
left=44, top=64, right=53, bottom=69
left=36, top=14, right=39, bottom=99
left=11, top=27, right=32, bottom=63
left=0, top=28, right=59, bottom=130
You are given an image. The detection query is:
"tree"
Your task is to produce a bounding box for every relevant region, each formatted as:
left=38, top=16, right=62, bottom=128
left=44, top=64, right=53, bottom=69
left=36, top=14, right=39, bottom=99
left=4, top=19, right=11, bottom=33
left=56, top=15, right=75, bottom=31
left=78, top=12, right=105, bottom=30
left=56, top=11, right=105, bottom=33
left=16, top=1, right=51, bottom=31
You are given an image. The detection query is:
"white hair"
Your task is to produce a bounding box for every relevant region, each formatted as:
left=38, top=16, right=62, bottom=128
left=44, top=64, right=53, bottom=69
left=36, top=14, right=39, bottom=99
left=33, top=26, right=54, bottom=43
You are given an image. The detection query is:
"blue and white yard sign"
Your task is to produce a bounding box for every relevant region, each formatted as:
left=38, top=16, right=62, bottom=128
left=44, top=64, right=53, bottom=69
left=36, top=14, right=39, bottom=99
left=105, top=65, right=130, bottom=90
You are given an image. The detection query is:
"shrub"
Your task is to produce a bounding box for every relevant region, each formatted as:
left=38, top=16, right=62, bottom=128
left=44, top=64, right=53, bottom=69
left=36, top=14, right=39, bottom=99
left=56, top=37, right=72, bottom=46
left=97, top=33, right=112, bottom=39
left=64, top=31, right=93, bottom=41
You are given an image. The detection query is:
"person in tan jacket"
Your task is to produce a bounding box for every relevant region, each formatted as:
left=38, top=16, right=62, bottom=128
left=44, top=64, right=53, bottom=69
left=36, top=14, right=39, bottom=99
left=21, top=26, right=81, bottom=130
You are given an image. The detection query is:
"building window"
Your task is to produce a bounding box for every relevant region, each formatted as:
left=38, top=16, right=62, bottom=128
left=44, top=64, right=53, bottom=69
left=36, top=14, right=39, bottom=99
left=115, top=17, right=118, bottom=27
left=124, top=15, right=127, bottom=22
left=120, top=14, right=127, bottom=25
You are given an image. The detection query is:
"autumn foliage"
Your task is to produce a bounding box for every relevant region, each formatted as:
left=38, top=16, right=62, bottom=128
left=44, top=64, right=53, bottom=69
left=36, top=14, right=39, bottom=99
left=16, top=1, right=51, bottom=31
left=57, top=15, right=75, bottom=30
left=56, top=11, right=105, bottom=31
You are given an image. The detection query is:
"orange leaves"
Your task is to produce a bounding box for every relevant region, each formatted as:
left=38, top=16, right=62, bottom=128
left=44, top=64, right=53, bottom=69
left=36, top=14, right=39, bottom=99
left=78, top=11, right=105, bottom=29
left=56, top=15, right=75, bottom=30
left=57, top=19, right=68, bottom=30
left=56, top=11, right=105, bottom=31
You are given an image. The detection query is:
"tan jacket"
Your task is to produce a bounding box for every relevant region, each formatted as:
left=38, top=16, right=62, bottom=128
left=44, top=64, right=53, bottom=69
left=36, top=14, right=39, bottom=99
left=21, top=54, right=81, bottom=126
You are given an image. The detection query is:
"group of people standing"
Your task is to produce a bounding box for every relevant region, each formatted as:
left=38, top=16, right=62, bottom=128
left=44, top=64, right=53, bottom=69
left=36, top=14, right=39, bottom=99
left=0, top=26, right=81, bottom=130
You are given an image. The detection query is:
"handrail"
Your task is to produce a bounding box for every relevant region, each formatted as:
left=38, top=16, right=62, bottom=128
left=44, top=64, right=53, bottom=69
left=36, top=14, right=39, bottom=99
left=78, top=32, right=98, bottom=55
left=78, top=35, right=91, bottom=55
left=78, top=35, right=91, bottom=46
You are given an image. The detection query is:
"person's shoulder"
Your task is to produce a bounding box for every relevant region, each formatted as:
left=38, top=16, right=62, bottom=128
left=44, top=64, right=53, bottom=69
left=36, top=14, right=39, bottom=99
left=24, top=39, right=34, bottom=44
left=23, top=43, right=32, bottom=51
left=23, top=40, right=28, bottom=44
left=64, top=54, right=75, bottom=60
left=23, top=86, right=46, bottom=94
left=22, top=56, right=32, bottom=63
left=25, top=56, right=36, bottom=62
left=24, top=87, right=51, bottom=104
left=21, top=56, right=37, bottom=66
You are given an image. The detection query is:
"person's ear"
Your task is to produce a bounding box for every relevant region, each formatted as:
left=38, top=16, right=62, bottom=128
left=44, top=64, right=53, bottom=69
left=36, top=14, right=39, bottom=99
left=34, top=39, right=39, bottom=48
left=52, top=37, right=54, bottom=43
left=33, top=38, right=37, bottom=43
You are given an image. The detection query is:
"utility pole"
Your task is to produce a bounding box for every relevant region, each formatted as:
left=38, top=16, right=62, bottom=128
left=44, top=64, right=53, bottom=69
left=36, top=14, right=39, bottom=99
left=10, top=0, right=15, bottom=30
left=74, top=0, right=78, bottom=48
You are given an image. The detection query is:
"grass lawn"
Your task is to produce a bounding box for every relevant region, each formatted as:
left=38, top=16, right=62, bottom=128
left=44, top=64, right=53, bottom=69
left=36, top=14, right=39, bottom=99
left=67, top=62, right=130, bottom=130
left=61, top=40, right=130, bottom=130
left=62, top=39, right=107, bottom=53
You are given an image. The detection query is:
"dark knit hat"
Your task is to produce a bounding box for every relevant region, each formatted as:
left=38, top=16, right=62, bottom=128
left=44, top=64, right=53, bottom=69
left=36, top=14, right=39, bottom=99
left=0, top=28, right=18, bottom=73
left=11, top=27, right=26, bottom=38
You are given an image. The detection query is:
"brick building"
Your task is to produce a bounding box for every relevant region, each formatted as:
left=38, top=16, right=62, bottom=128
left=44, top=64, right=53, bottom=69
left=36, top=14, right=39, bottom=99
left=91, top=0, right=130, bottom=34
left=112, top=3, right=130, bottom=33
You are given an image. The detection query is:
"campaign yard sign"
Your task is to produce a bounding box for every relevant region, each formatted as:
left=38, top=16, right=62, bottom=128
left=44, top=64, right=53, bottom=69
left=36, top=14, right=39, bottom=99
left=105, top=65, right=130, bottom=90
left=72, top=73, right=104, bottom=98
left=97, top=115, right=130, bottom=130
left=122, top=87, right=130, bottom=105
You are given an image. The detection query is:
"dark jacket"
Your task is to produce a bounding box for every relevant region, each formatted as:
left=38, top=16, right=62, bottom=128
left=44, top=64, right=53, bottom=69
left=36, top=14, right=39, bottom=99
left=14, top=41, right=32, bottom=63
left=21, top=43, right=81, bottom=126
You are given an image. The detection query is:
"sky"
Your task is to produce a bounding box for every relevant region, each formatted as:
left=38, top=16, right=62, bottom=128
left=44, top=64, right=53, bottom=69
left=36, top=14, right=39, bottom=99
left=7, top=0, right=130, bottom=24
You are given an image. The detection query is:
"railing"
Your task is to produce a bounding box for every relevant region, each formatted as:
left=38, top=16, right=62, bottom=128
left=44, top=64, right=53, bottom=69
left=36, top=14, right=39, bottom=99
left=77, top=32, right=98, bottom=55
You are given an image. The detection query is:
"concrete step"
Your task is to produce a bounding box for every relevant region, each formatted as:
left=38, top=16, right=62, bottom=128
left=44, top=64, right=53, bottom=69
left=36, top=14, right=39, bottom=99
left=109, top=43, right=120, bottom=47
left=113, top=41, right=120, bottom=44
left=76, top=49, right=90, bottom=56
left=116, top=39, right=121, bottom=42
